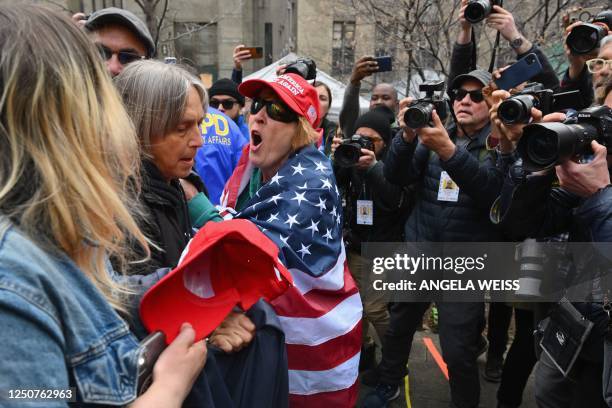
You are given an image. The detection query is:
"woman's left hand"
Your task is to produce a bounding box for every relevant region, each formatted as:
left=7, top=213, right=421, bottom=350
left=209, top=312, right=256, bottom=353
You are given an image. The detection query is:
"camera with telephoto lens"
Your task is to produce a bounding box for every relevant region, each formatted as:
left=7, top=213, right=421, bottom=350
left=566, top=23, right=608, bottom=55
left=464, top=0, right=502, bottom=24
left=284, top=58, right=317, bottom=80
left=515, top=238, right=546, bottom=299
left=498, top=83, right=582, bottom=125
left=334, top=134, right=375, bottom=168
left=517, top=105, right=612, bottom=172
left=404, top=80, right=449, bottom=129
left=566, top=10, right=611, bottom=55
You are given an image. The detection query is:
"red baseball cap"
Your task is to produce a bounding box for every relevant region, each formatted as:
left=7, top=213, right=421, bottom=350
left=239, top=73, right=321, bottom=128
left=140, top=219, right=293, bottom=343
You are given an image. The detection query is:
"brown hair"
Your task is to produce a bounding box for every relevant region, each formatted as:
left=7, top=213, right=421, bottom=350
left=0, top=4, right=148, bottom=309
left=292, top=116, right=320, bottom=151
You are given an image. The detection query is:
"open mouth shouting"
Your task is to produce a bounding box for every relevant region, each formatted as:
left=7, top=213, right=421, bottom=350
left=251, top=130, right=263, bottom=151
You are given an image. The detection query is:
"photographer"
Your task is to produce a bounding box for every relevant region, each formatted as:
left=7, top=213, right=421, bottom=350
left=450, top=0, right=559, bottom=91
left=489, top=80, right=612, bottom=407
left=363, top=69, right=504, bottom=408
left=559, top=10, right=612, bottom=109
left=331, top=109, right=410, bottom=371
left=339, top=56, right=399, bottom=139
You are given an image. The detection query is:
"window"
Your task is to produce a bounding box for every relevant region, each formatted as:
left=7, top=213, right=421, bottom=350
left=332, top=21, right=355, bottom=77
left=174, top=22, right=218, bottom=80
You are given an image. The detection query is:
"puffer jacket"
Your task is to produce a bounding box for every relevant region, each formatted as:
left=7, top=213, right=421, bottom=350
left=384, top=124, right=504, bottom=242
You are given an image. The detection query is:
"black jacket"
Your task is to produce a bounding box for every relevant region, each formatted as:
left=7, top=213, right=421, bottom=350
left=335, top=147, right=411, bottom=253
left=494, top=164, right=612, bottom=360
left=558, top=65, right=594, bottom=110
left=384, top=125, right=504, bottom=242
left=446, top=41, right=560, bottom=93
left=131, top=160, right=194, bottom=274
left=321, top=117, right=339, bottom=157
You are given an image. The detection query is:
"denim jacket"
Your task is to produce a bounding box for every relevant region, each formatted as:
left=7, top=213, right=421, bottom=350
left=0, top=216, right=140, bottom=407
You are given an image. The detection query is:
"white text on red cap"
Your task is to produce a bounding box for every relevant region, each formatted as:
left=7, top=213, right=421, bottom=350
left=275, top=74, right=305, bottom=96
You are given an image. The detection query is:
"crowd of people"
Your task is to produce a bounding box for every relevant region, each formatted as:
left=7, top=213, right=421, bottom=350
left=0, top=1, right=611, bottom=407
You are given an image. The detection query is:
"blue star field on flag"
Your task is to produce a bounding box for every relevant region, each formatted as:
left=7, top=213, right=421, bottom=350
left=234, top=145, right=343, bottom=276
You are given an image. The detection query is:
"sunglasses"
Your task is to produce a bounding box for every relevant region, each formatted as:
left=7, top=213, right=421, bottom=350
left=452, top=88, right=484, bottom=103
left=210, top=99, right=239, bottom=110
left=250, top=98, right=298, bottom=123
left=97, top=44, right=145, bottom=65
left=586, top=58, right=612, bottom=73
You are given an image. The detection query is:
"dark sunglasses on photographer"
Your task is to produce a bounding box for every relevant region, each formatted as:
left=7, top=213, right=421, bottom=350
left=97, top=44, right=145, bottom=65
left=250, top=98, right=298, bottom=123
left=452, top=88, right=484, bottom=103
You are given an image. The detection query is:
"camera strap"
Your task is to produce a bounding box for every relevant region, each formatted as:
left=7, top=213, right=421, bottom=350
left=487, top=0, right=504, bottom=73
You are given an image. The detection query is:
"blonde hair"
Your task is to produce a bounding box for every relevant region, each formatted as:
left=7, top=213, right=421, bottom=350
left=0, top=5, right=148, bottom=309
left=114, top=60, right=208, bottom=155
left=292, top=116, right=320, bottom=151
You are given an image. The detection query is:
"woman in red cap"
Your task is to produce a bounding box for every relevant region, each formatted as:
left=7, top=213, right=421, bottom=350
left=192, top=73, right=364, bottom=407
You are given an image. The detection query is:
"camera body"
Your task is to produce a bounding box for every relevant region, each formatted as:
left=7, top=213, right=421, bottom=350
left=284, top=58, right=317, bottom=80
left=498, top=83, right=554, bottom=125
left=465, top=0, right=502, bottom=24
left=518, top=105, right=612, bottom=171
left=334, top=134, right=375, bottom=168
left=498, top=83, right=583, bottom=125
left=404, top=80, right=449, bottom=129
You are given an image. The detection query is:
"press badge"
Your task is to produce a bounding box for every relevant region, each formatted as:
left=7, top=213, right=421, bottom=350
left=356, top=200, right=374, bottom=225
left=437, top=171, right=460, bottom=202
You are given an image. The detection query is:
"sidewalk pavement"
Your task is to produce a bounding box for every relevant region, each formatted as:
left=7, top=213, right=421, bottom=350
left=357, top=330, right=537, bottom=408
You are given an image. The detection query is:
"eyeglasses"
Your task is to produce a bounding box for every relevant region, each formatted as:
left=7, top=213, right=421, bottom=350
left=452, top=88, right=484, bottom=103
left=210, top=99, right=239, bottom=110
left=250, top=98, right=298, bottom=123
left=586, top=58, right=612, bottom=73
left=97, top=44, right=145, bottom=65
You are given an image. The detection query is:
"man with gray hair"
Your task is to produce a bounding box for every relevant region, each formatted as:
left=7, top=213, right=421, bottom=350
left=591, top=35, right=612, bottom=105
left=73, top=7, right=154, bottom=77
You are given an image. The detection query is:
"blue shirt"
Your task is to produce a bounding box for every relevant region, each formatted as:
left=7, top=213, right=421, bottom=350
left=195, top=107, right=249, bottom=205
left=0, top=217, right=140, bottom=406
left=236, top=114, right=250, bottom=141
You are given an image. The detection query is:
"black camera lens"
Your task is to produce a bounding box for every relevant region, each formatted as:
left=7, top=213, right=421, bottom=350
left=566, top=24, right=608, bottom=55
left=526, top=128, right=558, bottom=168
left=405, top=103, right=434, bottom=129
left=464, top=0, right=492, bottom=24
left=518, top=121, right=599, bottom=171
left=284, top=59, right=317, bottom=80
left=334, top=143, right=361, bottom=167
left=498, top=95, right=536, bottom=125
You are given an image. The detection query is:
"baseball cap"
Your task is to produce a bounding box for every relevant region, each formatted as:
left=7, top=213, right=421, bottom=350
left=85, top=7, right=155, bottom=58
left=450, top=69, right=492, bottom=91
left=238, top=73, right=321, bottom=127
left=140, top=219, right=293, bottom=343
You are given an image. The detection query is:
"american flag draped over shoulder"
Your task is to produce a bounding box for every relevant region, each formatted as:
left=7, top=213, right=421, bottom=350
left=220, top=144, right=362, bottom=407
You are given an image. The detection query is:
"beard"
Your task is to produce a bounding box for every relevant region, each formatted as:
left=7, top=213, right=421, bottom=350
left=595, top=77, right=612, bottom=105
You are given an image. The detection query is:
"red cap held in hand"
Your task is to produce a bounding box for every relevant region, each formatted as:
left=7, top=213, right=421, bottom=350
left=140, top=219, right=292, bottom=343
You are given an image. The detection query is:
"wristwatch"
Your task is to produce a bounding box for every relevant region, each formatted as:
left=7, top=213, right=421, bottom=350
left=509, top=36, right=524, bottom=50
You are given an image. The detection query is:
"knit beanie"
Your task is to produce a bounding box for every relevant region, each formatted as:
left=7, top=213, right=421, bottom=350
left=209, top=78, right=245, bottom=106
left=354, top=110, right=392, bottom=144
